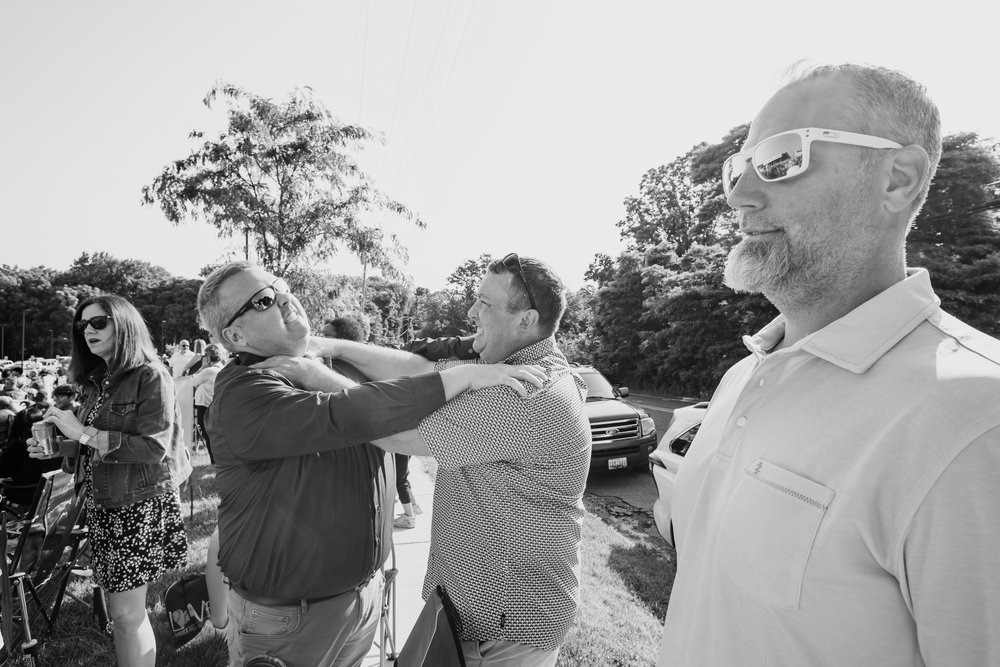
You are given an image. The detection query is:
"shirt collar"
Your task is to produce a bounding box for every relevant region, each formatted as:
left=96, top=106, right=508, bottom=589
left=744, top=268, right=941, bottom=374
left=504, top=336, right=559, bottom=365
left=234, top=351, right=269, bottom=367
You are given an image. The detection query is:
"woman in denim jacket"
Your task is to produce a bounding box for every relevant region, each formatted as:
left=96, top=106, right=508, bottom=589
left=30, top=295, right=191, bottom=666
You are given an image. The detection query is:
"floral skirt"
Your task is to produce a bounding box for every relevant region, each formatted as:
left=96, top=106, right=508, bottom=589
left=86, top=489, right=188, bottom=594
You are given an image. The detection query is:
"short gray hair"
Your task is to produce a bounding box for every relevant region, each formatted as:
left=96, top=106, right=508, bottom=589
left=791, top=63, right=941, bottom=221
left=197, top=261, right=255, bottom=351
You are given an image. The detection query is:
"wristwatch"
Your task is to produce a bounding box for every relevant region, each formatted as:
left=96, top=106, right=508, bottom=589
left=79, top=426, right=99, bottom=447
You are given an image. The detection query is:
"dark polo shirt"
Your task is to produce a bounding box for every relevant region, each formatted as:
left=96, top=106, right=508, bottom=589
left=207, top=352, right=446, bottom=599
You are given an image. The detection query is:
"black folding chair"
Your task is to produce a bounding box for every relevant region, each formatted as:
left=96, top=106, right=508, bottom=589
left=0, top=470, right=89, bottom=665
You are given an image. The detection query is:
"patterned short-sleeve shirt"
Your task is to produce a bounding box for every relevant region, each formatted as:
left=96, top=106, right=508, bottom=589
left=418, top=337, right=591, bottom=651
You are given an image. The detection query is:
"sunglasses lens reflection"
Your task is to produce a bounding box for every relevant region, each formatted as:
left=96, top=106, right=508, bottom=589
left=252, top=290, right=277, bottom=312
left=755, top=133, right=805, bottom=181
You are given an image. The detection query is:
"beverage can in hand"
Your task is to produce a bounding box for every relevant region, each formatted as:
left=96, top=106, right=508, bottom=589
left=31, top=421, right=58, bottom=457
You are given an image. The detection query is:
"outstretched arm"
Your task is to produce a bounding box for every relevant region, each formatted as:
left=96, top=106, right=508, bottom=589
left=307, top=336, right=433, bottom=380
left=252, top=354, right=545, bottom=401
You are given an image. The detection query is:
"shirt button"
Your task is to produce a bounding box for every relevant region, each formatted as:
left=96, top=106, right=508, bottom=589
left=758, top=378, right=766, bottom=387
left=736, top=416, right=748, bottom=427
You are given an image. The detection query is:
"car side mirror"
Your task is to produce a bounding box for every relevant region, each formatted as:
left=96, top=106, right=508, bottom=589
left=617, top=386, right=630, bottom=398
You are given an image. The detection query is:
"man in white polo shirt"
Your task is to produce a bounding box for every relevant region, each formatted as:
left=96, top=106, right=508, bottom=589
left=169, top=339, right=196, bottom=378
left=658, top=64, right=1000, bottom=665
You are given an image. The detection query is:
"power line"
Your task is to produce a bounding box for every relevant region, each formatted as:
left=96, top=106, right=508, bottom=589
left=393, top=0, right=453, bottom=181
left=358, top=0, right=371, bottom=123
left=411, top=0, right=478, bottom=170
left=384, top=0, right=418, bottom=169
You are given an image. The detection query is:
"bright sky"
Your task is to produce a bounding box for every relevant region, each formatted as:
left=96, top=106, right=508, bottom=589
left=3, top=1, right=999, bottom=291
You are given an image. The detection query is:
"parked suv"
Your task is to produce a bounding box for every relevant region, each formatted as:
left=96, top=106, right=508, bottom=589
left=574, top=365, right=657, bottom=471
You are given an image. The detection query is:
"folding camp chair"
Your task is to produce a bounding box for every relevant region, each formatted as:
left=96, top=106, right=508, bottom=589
left=0, top=470, right=88, bottom=665
left=379, top=545, right=399, bottom=666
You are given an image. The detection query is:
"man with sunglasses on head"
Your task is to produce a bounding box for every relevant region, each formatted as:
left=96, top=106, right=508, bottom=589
left=196, top=261, right=545, bottom=667
left=259, top=254, right=591, bottom=667
left=657, top=65, right=1000, bottom=666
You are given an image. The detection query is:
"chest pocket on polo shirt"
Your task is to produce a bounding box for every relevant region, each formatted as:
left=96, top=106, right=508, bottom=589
left=716, top=458, right=834, bottom=609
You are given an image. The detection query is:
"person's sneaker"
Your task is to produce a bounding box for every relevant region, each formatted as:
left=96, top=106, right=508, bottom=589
left=411, top=500, right=424, bottom=515
left=393, top=514, right=416, bottom=529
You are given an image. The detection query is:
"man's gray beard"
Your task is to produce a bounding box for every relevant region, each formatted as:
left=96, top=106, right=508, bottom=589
left=723, top=236, right=831, bottom=307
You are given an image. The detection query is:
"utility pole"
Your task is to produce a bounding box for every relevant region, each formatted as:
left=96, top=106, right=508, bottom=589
left=49, top=329, right=54, bottom=358
left=21, top=310, right=30, bottom=362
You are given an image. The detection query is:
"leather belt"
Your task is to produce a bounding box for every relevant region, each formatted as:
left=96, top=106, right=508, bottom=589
left=233, top=570, right=380, bottom=608
left=233, top=586, right=342, bottom=608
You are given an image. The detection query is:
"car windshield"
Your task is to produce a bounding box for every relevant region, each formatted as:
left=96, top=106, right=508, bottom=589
left=580, top=371, right=616, bottom=400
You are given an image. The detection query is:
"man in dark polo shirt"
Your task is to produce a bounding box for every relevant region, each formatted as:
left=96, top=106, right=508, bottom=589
left=196, top=261, right=543, bottom=667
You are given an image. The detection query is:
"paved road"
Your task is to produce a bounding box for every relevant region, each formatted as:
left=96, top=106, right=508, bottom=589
left=584, top=392, right=702, bottom=510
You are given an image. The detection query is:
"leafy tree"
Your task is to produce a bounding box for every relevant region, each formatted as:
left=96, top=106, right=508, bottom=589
left=908, top=133, right=1000, bottom=335
left=616, top=124, right=747, bottom=256
left=415, top=289, right=473, bottom=338
left=59, top=252, right=173, bottom=302
left=0, top=265, right=89, bottom=360
left=641, top=243, right=776, bottom=396
left=588, top=253, right=647, bottom=385
left=585, top=253, right=617, bottom=287
left=556, top=286, right=598, bottom=364
left=446, top=254, right=493, bottom=305
left=142, top=82, right=424, bottom=277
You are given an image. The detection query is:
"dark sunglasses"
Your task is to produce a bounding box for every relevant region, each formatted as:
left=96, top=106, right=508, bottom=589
left=501, top=253, right=537, bottom=311
left=224, top=278, right=291, bottom=329
left=75, top=316, right=113, bottom=332
left=722, top=127, right=902, bottom=197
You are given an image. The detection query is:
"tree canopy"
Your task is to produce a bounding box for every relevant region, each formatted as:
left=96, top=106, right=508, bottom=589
left=589, top=127, right=1000, bottom=396
left=142, top=83, right=424, bottom=277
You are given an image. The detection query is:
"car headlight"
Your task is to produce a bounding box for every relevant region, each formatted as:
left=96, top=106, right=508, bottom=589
left=640, top=416, right=656, bottom=437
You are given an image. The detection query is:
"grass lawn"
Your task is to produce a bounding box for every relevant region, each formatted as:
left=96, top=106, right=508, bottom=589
left=558, top=493, right=674, bottom=667
left=23, top=454, right=674, bottom=666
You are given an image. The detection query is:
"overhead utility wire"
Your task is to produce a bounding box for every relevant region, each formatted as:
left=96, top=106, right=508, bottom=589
left=392, top=0, right=453, bottom=183
left=358, top=0, right=371, bottom=123
left=411, top=0, right=478, bottom=171
left=383, top=0, right=418, bottom=173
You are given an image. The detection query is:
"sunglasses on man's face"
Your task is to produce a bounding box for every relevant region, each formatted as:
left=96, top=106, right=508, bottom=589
left=224, top=278, right=291, bottom=329
left=501, top=253, right=537, bottom=311
left=721, top=127, right=902, bottom=197
left=75, top=316, right=113, bottom=332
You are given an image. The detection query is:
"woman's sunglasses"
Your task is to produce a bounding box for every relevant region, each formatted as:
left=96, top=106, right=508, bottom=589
left=722, top=127, right=902, bottom=197
left=224, top=278, right=291, bottom=329
left=75, top=316, right=113, bottom=332
left=501, top=253, right=537, bottom=311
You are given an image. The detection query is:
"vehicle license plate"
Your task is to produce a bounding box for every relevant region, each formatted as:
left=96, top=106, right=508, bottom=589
left=608, top=457, right=628, bottom=470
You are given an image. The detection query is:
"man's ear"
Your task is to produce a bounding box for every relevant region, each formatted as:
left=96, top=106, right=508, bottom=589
left=884, top=145, right=929, bottom=214
left=519, top=309, right=539, bottom=330
left=221, top=325, right=242, bottom=348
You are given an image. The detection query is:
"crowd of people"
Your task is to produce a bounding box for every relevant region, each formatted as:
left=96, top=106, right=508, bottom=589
left=2, top=62, right=998, bottom=666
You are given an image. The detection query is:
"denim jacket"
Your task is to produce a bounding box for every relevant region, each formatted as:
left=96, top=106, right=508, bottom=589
left=66, top=361, right=192, bottom=509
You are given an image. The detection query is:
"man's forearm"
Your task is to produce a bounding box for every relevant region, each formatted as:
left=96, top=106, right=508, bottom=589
left=297, top=362, right=359, bottom=392
left=372, top=428, right=432, bottom=457
left=311, top=337, right=434, bottom=380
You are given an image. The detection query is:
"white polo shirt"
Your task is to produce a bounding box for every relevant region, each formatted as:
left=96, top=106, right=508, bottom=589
left=659, top=268, right=1000, bottom=666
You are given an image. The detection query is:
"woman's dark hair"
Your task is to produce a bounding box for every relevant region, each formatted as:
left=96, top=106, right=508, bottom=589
left=68, top=295, right=162, bottom=384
